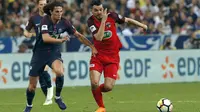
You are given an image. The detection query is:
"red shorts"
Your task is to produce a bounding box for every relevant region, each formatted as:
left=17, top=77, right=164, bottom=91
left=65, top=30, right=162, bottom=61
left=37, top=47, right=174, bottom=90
left=89, top=54, right=119, bottom=80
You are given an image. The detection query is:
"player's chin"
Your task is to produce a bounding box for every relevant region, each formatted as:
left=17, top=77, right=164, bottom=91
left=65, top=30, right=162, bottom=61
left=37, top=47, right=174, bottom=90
left=57, top=17, right=62, bottom=20
left=97, top=16, right=102, bottom=20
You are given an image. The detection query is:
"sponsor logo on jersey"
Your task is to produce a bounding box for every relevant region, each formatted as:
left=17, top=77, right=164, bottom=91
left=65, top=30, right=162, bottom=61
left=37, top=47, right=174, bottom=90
left=90, top=25, right=96, bottom=33
left=41, top=25, right=48, bottom=30
left=90, top=64, right=95, bottom=67
left=103, top=30, right=112, bottom=39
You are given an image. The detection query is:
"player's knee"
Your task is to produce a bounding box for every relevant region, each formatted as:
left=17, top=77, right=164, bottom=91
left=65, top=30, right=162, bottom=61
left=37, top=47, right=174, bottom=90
left=104, top=84, right=113, bottom=92
left=29, top=84, right=37, bottom=91
left=91, top=81, right=99, bottom=89
left=54, top=69, right=64, bottom=76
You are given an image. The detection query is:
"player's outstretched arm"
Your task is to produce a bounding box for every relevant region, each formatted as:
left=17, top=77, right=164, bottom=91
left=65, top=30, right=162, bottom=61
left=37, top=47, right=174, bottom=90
left=24, top=29, right=36, bottom=38
left=74, top=31, right=98, bottom=56
left=125, top=17, right=148, bottom=30
left=42, top=33, right=69, bottom=43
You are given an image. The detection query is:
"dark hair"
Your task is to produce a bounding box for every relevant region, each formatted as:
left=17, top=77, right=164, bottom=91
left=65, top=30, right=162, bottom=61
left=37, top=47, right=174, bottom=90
left=37, top=0, right=47, bottom=4
left=90, top=0, right=102, bottom=7
left=43, top=1, right=63, bottom=15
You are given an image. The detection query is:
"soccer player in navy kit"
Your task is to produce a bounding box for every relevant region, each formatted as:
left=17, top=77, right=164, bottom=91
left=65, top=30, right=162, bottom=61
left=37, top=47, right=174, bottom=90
left=23, top=1, right=98, bottom=112
left=24, top=0, right=53, bottom=106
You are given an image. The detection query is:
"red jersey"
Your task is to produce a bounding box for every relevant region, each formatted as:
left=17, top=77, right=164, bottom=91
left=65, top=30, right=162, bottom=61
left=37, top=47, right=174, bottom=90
left=87, top=12, right=125, bottom=56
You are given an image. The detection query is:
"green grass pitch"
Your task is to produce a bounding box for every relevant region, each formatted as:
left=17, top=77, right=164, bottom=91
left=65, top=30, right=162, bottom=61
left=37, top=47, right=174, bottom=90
left=0, top=82, right=200, bottom=112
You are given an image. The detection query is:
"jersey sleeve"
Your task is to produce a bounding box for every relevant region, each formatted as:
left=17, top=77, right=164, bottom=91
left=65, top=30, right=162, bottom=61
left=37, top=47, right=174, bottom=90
left=87, top=17, right=98, bottom=35
left=40, top=16, right=49, bottom=34
left=25, top=16, right=34, bottom=31
left=109, top=12, right=125, bottom=24
left=65, top=20, right=76, bottom=35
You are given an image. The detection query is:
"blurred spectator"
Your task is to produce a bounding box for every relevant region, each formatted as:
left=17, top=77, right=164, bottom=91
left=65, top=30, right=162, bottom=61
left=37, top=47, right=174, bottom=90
left=0, top=1, right=5, bottom=21
left=184, top=32, right=200, bottom=49
left=0, top=0, right=200, bottom=37
left=17, top=43, right=28, bottom=53
left=0, top=20, right=11, bottom=37
left=0, top=0, right=200, bottom=52
left=162, top=17, right=172, bottom=34
left=160, top=37, right=176, bottom=50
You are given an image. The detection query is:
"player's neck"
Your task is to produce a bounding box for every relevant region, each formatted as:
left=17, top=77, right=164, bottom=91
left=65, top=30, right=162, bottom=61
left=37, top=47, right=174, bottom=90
left=51, top=16, right=60, bottom=24
left=94, top=16, right=102, bottom=22
left=39, top=11, right=45, bottom=16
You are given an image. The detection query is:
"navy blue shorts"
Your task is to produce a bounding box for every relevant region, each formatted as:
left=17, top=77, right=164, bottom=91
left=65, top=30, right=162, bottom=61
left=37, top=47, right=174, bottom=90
left=29, top=50, right=63, bottom=77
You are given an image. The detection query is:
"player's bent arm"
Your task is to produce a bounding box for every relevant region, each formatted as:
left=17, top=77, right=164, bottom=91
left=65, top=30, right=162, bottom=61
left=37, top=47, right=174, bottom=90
left=93, top=21, right=106, bottom=41
left=42, top=33, right=63, bottom=43
left=24, top=30, right=36, bottom=38
left=74, top=31, right=94, bottom=48
left=125, top=17, right=148, bottom=30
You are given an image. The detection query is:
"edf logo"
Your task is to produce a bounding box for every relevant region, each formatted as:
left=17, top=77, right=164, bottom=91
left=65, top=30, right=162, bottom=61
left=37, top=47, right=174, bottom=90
left=124, top=58, right=151, bottom=78
left=177, top=57, right=200, bottom=76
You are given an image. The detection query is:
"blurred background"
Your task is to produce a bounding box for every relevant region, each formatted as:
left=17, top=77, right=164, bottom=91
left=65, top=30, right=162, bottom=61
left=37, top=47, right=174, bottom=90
left=0, top=1, right=200, bottom=111
left=0, top=0, right=200, bottom=53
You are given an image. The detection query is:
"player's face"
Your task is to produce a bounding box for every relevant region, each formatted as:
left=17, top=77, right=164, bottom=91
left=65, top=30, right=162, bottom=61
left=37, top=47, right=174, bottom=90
left=92, top=5, right=103, bottom=20
left=51, top=6, right=63, bottom=20
left=38, top=0, right=47, bottom=13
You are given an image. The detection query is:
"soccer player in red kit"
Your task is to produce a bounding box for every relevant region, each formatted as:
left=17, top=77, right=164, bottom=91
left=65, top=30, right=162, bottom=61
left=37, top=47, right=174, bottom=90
left=87, top=0, right=148, bottom=112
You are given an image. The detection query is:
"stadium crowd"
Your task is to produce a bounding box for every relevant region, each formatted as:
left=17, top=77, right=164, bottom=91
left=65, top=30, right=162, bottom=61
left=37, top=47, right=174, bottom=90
left=0, top=0, right=200, bottom=51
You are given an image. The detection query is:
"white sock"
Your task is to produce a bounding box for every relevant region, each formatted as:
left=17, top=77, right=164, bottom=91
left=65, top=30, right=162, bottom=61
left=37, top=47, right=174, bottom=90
left=55, top=96, right=61, bottom=99
left=26, top=104, right=33, bottom=107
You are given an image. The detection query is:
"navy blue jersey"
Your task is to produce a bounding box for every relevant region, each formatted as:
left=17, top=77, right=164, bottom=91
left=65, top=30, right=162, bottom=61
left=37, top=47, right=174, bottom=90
left=25, top=12, right=43, bottom=37
left=34, top=15, right=76, bottom=51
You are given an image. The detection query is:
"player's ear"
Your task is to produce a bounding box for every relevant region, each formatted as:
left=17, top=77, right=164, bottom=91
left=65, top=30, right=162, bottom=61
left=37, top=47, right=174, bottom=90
left=50, top=10, right=52, bottom=14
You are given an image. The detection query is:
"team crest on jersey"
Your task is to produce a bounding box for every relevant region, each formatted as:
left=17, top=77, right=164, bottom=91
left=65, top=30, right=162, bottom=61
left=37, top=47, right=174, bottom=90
left=106, top=22, right=111, bottom=28
left=58, top=28, right=63, bottom=33
left=103, top=30, right=112, bottom=39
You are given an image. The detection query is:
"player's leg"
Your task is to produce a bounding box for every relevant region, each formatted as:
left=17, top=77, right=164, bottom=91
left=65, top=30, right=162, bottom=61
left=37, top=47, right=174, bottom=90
left=49, top=59, right=66, bottom=110
left=94, top=64, right=118, bottom=112
left=101, top=63, right=118, bottom=92
left=42, top=65, right=53, bottom=105
left=24, top=61, right=45, bottom=112
left=24, top=76, right=38, bottom=112
left=90, top=70, right=105, bottom=111
left=39, top=72, right=47, bottom=96
left=89, top=58, right=105, bottom=112
left=24, top=51, right=48, bottom=112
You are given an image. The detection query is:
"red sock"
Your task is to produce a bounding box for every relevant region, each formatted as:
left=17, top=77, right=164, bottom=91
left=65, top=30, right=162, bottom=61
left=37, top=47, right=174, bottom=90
left=92, top=87, right=105, bottom=108
left=99, top=84, right=107, bottom=92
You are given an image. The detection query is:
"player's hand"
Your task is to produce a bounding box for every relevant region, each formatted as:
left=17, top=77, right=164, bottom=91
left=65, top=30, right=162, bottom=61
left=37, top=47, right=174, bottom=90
left=28, top=33, right=36, bottom=37
left=91, top=46, right=98, bottom=57
left=60, top=36, right=70, bottom=43
left=142, top=25, right=148, bottom=31
left=102, top=8, right=108, bottom=22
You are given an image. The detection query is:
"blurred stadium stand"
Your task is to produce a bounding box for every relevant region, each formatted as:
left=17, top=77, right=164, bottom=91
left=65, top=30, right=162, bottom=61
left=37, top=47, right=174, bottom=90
left=0, top=0, right=200, bottom=53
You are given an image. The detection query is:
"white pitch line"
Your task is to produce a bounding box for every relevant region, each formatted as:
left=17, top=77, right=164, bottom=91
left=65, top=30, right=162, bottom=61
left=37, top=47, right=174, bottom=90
left=116, top=100, right=200, bottom=103
left=0, top=100, right=199, bottom=106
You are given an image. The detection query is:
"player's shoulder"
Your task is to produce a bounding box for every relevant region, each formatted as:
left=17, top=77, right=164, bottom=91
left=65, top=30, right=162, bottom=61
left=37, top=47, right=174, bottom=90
left=61, top=17, right=69, bottom=23
left=87, top=15, right=95, bottom=25
left=60, top=17, right=71, bottom=26
left=30, top=12, right=40, bottom=19
left=108, top=11, right=118, bottom=18
left=87, top=15, right=94, bottom=23
left=42, top=15, right=50, bottom=21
